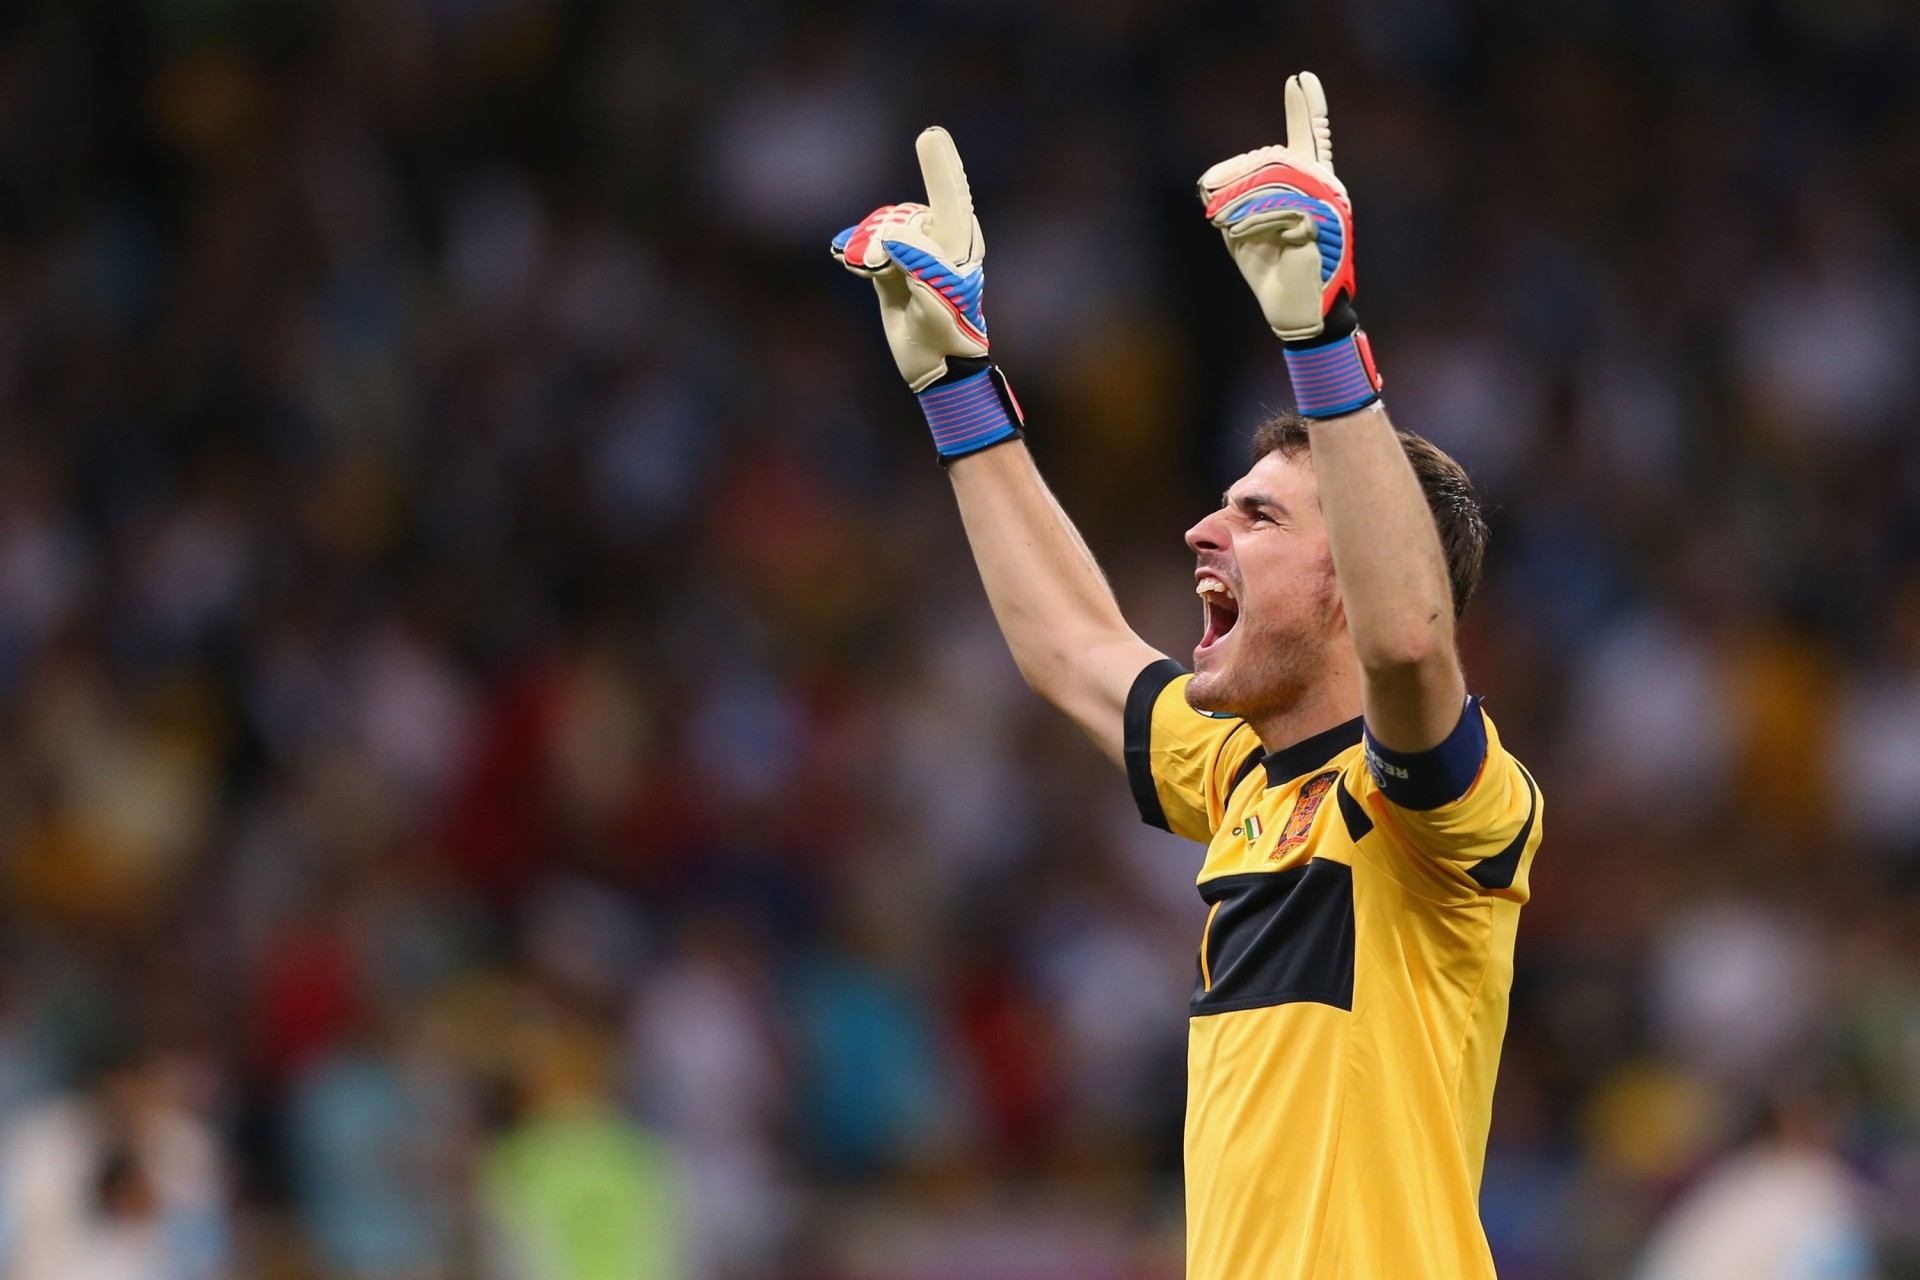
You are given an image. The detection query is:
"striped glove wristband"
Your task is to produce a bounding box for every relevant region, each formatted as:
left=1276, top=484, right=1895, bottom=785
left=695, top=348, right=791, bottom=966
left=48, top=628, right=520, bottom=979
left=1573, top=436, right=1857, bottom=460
left=918, top=358, right=1026, bottom=462
left=1283, top=303, right=1383, bottom=420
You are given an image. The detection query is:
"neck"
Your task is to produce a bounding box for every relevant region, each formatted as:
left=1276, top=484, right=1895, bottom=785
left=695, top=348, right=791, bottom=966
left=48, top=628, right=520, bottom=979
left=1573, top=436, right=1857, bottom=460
left=1248, top=659, right=1364, bottom=757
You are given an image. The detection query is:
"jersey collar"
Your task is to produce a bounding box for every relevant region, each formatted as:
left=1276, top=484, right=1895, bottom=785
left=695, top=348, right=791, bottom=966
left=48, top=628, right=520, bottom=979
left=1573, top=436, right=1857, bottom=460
left=1261, top=716, right=1365, bottom=787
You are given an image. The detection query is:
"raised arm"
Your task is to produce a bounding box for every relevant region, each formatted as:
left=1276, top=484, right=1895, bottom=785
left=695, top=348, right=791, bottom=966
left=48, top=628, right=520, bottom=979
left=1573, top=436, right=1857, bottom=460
left=1304, top=403, right=1464, bottom=750
left=831, top=129, right=1161, bottom=765
left=1198, top=73, right=1465, bottom=753
left=946, top=442, right=1162, bottom=764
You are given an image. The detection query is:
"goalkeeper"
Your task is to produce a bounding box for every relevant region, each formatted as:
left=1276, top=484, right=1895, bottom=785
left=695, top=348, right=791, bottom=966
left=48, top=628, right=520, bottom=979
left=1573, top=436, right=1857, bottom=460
left=833, top=73, right=1541, bottom=1280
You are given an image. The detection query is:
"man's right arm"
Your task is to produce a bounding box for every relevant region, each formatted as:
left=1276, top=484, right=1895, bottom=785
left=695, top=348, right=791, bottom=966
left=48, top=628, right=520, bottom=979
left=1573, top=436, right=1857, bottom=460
left=946, top=440, right=1164, bottom=767
left=830, top=127, right=1162, bottom=769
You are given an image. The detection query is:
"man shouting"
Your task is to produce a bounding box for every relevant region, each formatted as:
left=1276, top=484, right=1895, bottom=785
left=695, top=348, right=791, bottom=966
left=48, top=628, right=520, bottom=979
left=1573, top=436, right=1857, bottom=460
left=832, top=72, right=1542, bottom=1280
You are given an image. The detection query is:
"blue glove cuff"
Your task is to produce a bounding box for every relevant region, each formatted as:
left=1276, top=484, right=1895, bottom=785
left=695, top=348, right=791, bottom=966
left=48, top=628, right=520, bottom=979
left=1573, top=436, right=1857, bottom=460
left=1284, top=330, right=1383, bottom=419
left=919, top=364, right=1025, bottom=461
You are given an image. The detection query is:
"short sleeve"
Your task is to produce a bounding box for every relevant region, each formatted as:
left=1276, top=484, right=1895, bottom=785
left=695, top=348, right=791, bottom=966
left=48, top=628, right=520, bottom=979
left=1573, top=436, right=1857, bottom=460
left=1123, top=659, right=1264, bottom=844
left=1345, top=701, right=1543, bottom=898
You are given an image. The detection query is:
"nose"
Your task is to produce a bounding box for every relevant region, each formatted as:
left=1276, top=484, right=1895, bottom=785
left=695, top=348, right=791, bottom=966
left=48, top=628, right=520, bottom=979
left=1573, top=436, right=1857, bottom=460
left=1185, top=507, right=1229, bottom=556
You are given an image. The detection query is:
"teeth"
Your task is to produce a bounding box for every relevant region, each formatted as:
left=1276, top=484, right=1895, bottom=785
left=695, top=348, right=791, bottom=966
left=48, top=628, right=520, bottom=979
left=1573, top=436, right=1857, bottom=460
left=1196, top=580, right=1232, bottom=598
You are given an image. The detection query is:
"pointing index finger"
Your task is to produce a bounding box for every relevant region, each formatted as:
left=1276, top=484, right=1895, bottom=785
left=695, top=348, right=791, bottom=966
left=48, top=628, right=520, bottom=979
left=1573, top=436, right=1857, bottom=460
left=916, top=126, right=975, bottom=261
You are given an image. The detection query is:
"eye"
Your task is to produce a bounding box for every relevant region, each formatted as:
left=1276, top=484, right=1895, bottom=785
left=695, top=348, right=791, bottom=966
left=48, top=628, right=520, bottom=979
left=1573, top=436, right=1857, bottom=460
left=1248, top=508, right=1272, bottom=524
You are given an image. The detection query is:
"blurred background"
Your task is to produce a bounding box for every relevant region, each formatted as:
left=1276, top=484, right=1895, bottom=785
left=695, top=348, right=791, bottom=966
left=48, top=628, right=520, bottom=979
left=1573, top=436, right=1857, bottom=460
left=0, top=0, right=1917, bottom=1276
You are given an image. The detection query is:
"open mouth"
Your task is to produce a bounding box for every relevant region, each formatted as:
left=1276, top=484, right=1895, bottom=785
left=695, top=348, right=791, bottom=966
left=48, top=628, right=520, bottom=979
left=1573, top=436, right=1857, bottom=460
left=1196, top=577, right=1240, bottom=657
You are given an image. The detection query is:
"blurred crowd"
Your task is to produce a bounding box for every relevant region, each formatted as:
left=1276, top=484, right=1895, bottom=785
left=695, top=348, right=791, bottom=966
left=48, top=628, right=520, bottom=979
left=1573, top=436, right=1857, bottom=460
left=0, top=0, right=1917, bottom=1277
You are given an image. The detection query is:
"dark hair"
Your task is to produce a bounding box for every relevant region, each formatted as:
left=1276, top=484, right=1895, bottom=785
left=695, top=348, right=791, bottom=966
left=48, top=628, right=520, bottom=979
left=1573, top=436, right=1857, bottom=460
left=1249, top=412, right=1488, bottom=620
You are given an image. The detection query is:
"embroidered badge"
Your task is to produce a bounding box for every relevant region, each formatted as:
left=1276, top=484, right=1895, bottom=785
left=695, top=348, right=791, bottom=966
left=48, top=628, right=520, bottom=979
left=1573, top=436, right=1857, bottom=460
left=1269, top=771, right=1336, bottom=862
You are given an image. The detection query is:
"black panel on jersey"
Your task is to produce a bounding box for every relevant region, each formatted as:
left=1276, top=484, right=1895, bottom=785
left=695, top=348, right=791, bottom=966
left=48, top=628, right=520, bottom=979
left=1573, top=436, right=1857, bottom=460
left=1192, top=861, right=1356, bottom=1016
left=1228, top=746, right=1266, bottom=796
left=1335, top=777, right=1374, bottom=841
left=1125, top=659, right=1189, bottom=832
left=1467, top=769, right=1538, bottom=891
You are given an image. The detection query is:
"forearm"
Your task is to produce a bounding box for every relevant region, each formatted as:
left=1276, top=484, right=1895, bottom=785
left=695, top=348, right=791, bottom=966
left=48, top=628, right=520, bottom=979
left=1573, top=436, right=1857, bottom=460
left=1307, top=402, right=1464, bottom=749
left=947, top=441, right=1160, bottom=762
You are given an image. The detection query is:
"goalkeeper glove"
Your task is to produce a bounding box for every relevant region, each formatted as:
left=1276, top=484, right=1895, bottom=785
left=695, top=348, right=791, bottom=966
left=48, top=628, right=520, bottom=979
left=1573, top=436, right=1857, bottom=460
left=1198, top=72, right=1383, bottom=420
left=832, top=127, right=1024, bottom=461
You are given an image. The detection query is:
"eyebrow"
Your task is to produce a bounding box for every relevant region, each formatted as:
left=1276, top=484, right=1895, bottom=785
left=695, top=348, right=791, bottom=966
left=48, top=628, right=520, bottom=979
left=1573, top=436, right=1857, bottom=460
left=1223, top=490, right=1289, bottom=519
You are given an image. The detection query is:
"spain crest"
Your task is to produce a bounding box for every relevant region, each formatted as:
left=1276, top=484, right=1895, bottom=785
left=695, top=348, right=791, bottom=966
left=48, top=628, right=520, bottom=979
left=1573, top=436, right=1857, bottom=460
left=1269, top=770, right=1337, bottom=861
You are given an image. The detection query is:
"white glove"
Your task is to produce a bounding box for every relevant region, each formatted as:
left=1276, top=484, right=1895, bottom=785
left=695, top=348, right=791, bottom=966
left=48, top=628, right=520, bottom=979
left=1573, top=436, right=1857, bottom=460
left=1198, top=72, right=1353, bottom=342
left=832, top=128, right=1023, bottom=460
left=1198, top=72, right=1382, bottom=418
left=831, top=128, right=990, bottom=393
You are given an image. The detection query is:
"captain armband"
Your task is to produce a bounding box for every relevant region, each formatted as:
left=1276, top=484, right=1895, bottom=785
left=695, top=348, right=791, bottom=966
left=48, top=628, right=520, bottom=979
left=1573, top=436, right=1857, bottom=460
left=1362, top=696, right=1487, bottom=811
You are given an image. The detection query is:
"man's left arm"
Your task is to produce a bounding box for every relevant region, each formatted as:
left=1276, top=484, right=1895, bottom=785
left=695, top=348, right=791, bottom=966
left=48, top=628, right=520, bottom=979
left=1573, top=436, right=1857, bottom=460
left=1198, top=71, right=1467, bottom=756
left=1306, top=404, right=1465, bottom=751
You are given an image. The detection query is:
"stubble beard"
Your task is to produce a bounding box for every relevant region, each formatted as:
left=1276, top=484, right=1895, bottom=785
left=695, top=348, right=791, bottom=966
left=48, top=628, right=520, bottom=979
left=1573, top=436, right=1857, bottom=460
left=1185, top=568, right=1341, bottom=724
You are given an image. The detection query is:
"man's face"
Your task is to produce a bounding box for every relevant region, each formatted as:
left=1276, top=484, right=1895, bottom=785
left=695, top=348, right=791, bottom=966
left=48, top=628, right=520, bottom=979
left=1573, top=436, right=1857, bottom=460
left=1183, top=449, right=1344, bottom=721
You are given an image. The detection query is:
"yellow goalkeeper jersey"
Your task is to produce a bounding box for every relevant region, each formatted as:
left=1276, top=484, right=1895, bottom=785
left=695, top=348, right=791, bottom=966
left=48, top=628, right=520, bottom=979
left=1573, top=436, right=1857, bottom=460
left=1124, top=660, right=1542, bottom=1280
